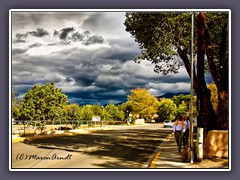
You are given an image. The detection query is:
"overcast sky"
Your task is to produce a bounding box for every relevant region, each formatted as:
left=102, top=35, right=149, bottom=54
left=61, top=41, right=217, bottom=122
left=11, top=11, right=193, bottom=106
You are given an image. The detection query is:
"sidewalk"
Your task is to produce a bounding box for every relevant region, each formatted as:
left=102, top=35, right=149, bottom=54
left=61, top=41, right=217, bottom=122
left=148, top=133, right=191, bottom=169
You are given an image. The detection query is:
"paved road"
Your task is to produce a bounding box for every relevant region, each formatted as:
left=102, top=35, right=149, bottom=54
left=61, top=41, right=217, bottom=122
left=11, top=124, right=173, bottom=169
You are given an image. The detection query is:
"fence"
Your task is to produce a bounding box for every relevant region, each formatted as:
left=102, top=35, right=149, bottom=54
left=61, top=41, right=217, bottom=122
left=12, top=119, right=127, bottom=135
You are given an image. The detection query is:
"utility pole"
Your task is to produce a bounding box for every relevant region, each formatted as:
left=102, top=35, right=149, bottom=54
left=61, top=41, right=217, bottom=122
left=196, top=12, right=205, bottom=161
left=189, top=12, right=195, bottom=163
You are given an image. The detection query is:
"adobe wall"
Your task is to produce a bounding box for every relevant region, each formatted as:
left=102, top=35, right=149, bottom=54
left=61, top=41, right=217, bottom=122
left=205, top=130, right=228, bottom=158
left=134, top=119, right=145, bottom=125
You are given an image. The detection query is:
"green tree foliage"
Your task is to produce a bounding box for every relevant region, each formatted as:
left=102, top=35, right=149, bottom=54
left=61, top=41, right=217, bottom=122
left=105, top=104, right=125, bottom=121
left=124, top=12, right=229, bottom=130
left=126, top=88, right=159, bottom=120
left=19, top=82, right=67, bottom=120
left=62, top=103, right=82, bottom=120
left=81, top=105, right=94, bottom=120
left=11, top=89, right=24, bottom=120
left=172, top=94, right=190, bottom=107
left=11, top=88, right=17, bottom=118
left=91, top=105, right=104, bottom=116
left=12, top=100, right=22, bottom=119
left=175, top=101, right=188, bottom=116
left=157, top=98, right=176, bottom=121
left=171, top=94, right=197, bottom=117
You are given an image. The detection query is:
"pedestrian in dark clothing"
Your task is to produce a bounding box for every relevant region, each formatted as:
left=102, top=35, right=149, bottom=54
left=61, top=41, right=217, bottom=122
left=183, top=115, right=190, bottom=147
left=173, top=115, right=185, bottom=152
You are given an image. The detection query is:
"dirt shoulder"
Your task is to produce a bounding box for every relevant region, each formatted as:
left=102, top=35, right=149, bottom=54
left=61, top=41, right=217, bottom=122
left=187, top=157, right=229, bottom=169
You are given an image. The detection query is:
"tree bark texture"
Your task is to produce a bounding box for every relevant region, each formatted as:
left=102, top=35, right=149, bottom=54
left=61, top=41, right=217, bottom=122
left=197, top=12, right=205, bottom=129
left=205, top=22, right=229, bottom=130
left=178, top=12, right=217, bottom=132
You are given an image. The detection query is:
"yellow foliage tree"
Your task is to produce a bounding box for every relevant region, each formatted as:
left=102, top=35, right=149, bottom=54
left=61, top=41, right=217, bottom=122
left=208, top=83, right=218, bottom=113
left=126, top=88, right=159, bottom=120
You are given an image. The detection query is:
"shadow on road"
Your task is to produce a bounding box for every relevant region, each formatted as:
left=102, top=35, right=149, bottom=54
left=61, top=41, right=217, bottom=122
left=23, top=128, right=172, bottom=168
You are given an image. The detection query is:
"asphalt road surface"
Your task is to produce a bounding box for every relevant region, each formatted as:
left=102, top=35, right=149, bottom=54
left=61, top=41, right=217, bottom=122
left=11, top=124, right=172, bottom=169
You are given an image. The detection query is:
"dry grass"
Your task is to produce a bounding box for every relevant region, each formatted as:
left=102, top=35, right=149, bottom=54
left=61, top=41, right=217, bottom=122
left=189, top=157, right=229, bottom=168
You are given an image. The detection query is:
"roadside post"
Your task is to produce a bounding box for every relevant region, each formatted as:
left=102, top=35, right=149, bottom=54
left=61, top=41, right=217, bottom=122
left=197, top=127, right=204, bottom=161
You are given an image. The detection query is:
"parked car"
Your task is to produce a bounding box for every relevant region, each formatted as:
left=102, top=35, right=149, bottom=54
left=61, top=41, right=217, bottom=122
left=150, top=119, right=155, bottom=123
left=163, top=120, right=173, bottom=128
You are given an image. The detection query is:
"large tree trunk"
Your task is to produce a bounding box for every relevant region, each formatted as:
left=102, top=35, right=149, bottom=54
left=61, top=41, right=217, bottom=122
left=202, top=80, right=217, bottom=131
left=216, top=22, right=229, bottom=130
left=205, top=22, right=229, bottom=130
left=197, top=12, right=205, bottom=129
left=178, top=12, right=229, bottom=132
left=178, top=47, right=217, bottom=132
left=217, top=89, right=229, bottom=130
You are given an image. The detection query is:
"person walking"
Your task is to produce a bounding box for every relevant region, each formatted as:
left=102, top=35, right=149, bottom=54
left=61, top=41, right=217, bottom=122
left=173, top=114, right=185, bottom=152
left=182, top=115, right=190, bottom=148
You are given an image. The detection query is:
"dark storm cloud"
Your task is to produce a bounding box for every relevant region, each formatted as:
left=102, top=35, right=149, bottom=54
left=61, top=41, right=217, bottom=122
left=51, top=59, right=99, bottom=87
left=111, top=65, right=122, bottom=70
left=95, top=79, right=123, bottom=90
left=132, top=72, right=190, bottom=84
left=83, top=31, right=91, bottom=36
left=53, top=27, right=103, bottom=46
left=66, top=89, right=127, bottom=106
left=100, top=39, right=141, bottom=62
left=93, top=91, right=127, bottom=103
left=71, top=32, right=85, bottom=42
left=82, top=12, right=123, bottom=35
left=161, top=75, right=190, bottom=83
left=100, top=48, right=138, bottom=62
left=53, top=30, right=59, bottom=37
left=12, top=55, right=64, bottom=74
left=13, top=84, right=34, bottom=100
left=16, top=33, right=28, bottom=39
left=28, top=43, right=42, bottom=48
left=60, top=41, right=71, bottom=45
left=82, top=13, right=103, bottom=28
left=75, top=75, right=97, bottom=87
left=59, top=27, right=75, bottom=40
left=71, top=67, right=99, bottom=87
left=53, top=47, right=78, bottom=55
left=13, top=33, right=28, bottom=43
left=30, top=26, right=105, bottom=46
left=13, top=39, right=26, bottom=43
left=11, top=12, right=193, bottom=105
left=83, top=35, right=104, bottom=46
left=11, top=12, right=89, bottom=31
left=12, top=48, right=28, bottom=55
left=13, top=28, right=49, bottom=44
left=28, top=28, right=49, bottom=37
left=53, top=27, right=105, bottom=46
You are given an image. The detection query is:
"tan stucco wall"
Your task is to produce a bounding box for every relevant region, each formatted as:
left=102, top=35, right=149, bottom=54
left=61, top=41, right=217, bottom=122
left=205, top=130, right=228, bottom=158
left=134, top=119, right=145, bottom=125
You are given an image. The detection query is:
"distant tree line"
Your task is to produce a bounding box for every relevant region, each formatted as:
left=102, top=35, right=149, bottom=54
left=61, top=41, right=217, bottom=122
left=12, top=82, right=218, bottom=123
